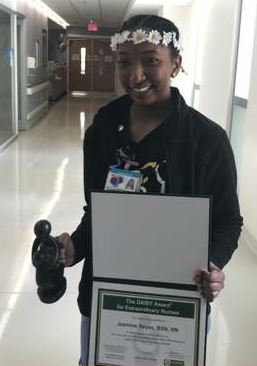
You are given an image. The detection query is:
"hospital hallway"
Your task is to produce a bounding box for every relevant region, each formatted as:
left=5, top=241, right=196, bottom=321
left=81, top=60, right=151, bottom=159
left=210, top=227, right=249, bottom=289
left=0, top=94, right=256, bottom=366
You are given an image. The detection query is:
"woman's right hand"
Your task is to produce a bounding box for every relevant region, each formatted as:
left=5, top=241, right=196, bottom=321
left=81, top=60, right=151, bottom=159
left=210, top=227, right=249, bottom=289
left=56, top=233, right=75, bottom=267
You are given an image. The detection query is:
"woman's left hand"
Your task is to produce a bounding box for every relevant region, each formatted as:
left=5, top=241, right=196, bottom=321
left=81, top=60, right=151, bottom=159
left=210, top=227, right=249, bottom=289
left=193, top=262, right=225, bottom=302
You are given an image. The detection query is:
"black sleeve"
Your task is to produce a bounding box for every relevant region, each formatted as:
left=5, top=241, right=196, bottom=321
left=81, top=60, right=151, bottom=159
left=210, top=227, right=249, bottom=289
left=206, top=131, right=243, bottom=268
left=70, top=124, right=94, bottom=264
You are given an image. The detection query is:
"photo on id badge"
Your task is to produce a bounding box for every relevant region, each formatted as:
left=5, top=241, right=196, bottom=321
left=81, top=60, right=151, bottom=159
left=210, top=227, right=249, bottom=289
left=104, top=168, right=142, bottom=192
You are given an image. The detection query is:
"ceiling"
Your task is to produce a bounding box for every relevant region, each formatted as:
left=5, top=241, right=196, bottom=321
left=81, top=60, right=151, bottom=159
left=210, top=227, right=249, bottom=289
left=42, top=0, right=191, bottom=29
left=42, top=0, right=138, bottom=28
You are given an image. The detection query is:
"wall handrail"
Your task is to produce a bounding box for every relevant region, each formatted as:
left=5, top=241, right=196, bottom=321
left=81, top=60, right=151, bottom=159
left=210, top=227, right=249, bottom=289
left=27, top=80, right=49, bottom=95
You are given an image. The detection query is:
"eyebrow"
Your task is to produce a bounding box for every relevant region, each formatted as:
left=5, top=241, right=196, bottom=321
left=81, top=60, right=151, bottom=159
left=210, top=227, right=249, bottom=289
left=117, top=50, right=159, bottom=56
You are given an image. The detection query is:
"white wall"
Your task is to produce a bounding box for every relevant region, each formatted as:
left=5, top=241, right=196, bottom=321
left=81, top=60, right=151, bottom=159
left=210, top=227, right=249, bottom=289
left=162, top=0, right=242, bottom=131
left=239, top=10, right=257, bottom=252
left=235, top=0, right=257, bottom=99
left=161, top=2, right=199, bottom=105
left=195, top=0, right=242, bottom=131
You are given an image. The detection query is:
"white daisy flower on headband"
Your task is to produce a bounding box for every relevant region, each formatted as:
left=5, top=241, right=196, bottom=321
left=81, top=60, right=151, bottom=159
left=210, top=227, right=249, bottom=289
left=132, top=29, right=148, bottom=44
left=148, top=30, right=162, bottom=45
left=110, top=33, right=120, bottom=51
left=172, top=31, right=180, bottom=51
left=110, top=29, right=183, bottom=52
left=119, top=30, right=130, bottom=43
left=162, top=31, right=173, bottom=47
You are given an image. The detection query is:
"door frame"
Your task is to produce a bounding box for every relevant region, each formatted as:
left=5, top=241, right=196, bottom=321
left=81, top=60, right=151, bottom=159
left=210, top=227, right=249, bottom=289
left=17, top=15, right=27, bottom=131
left=67, top=35, right=116, bottom=94
left=0, top=4, right=19, bottom=152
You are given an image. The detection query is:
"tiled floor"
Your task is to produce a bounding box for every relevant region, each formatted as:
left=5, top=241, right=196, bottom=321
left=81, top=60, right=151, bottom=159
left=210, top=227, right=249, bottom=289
left=0, top=94, right=256, bottom=366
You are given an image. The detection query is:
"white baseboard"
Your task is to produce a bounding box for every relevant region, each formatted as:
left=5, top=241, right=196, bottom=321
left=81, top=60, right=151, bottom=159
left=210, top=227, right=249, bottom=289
left=0, top=135, right=18, bottom=153
left=27, top=101, right=48, bottom=121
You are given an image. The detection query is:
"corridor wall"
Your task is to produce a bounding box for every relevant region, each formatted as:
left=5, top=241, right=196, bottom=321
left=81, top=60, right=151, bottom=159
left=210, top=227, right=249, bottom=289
left=0, top=0, right=49, bottom=130
left=239, top=9, right=257, bottom=253
left=161, top=2, right=199, bottom=106
left=193, top=0, right=242, bottom=132
left=162, top=0, right=242, bottom=132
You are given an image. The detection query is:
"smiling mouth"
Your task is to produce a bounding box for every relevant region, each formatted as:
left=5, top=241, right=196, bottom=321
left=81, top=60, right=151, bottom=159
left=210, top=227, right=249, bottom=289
left=130, top=84, right=152, bottom=93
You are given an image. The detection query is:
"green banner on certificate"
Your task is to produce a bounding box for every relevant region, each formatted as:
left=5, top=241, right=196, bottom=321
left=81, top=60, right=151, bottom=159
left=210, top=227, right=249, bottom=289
left=103, top=295, right=195, bottom=319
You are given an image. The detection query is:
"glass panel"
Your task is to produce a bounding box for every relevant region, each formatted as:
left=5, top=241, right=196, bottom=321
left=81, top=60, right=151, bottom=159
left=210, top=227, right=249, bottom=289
left=80, top=111, right=86, bottom=140
left=192, top=88, right=200, bottom=110
left=230, top=103, right=247, bottom=190
left=80, top=47, right=86, bottom=75
left=0, top=9, right=13, bottom=147
left=35, top=39, right=40, bottom=68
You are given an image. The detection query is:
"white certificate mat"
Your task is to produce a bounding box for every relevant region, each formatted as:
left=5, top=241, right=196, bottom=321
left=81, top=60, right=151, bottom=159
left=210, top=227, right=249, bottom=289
left=91, top=192, right=210, bottom=285
left=88, top=282, right=207, bottom=366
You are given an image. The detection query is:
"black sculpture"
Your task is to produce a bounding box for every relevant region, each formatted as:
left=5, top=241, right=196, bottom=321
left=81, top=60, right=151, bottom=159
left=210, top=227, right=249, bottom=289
left=32, top=220, right=66, bottom=303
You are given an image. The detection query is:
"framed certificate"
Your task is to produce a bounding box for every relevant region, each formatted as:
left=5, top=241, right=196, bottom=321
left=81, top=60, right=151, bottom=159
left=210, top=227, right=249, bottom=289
left=89, top=282, right=207, bottom=366
left=89, top=191, right=210, bottom=366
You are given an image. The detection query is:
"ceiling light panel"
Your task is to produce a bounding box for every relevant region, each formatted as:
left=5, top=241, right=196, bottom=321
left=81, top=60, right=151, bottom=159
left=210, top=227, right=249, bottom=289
left=42, top=0, right=74, bottom=24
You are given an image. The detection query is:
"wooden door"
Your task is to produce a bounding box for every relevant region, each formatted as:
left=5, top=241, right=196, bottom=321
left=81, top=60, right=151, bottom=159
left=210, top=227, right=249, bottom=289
left=69, top=39, right=92, bottom=92
left=92, top=39, right=115, bottom=92
left=68, top=38, right=115, bottom=93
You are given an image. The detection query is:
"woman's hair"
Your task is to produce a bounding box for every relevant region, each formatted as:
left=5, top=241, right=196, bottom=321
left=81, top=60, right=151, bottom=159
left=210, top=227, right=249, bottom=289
left=119, top=14, right=181, bottom=56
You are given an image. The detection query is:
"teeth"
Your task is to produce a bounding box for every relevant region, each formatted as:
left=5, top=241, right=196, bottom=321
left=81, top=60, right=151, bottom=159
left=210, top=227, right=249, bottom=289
left=132, top=85, right=151, bottom=93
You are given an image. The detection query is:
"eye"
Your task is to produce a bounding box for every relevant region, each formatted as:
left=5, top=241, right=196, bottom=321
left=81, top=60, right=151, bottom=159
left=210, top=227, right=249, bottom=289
left=144, top=57, right=160, bottom=66
left=117, top=59, right=130, bottom=68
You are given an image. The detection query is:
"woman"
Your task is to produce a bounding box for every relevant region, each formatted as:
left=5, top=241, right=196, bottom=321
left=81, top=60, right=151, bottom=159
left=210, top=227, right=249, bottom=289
left=58, top=14, right=243, bottom=365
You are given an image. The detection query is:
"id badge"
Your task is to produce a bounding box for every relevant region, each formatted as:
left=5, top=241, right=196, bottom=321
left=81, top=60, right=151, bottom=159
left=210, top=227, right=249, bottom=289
left=104, top=168, right=142, bottom=192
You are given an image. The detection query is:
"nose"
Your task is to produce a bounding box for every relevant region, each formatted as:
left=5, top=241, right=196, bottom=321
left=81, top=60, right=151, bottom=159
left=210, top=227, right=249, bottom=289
left=129, top=63, right=146, bottom=84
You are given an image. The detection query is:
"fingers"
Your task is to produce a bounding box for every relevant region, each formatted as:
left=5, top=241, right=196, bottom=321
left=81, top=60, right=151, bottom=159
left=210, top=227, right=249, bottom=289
left=194, top=265, right=225, bottom=302
left=56, top=233, right=75, bottom=267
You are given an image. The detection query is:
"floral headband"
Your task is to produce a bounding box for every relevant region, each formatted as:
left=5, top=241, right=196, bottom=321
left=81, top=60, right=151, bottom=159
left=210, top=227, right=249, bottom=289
left=110, top=29, right=182, bottom=52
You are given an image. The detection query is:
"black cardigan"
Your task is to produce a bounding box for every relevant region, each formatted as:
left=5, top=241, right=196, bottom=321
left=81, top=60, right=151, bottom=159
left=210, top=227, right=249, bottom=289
left=71, top=88, right=243, bottom=316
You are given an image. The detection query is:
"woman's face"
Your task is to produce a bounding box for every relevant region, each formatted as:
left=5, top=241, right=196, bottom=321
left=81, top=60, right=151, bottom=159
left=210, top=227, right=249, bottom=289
left=117, top=42, right=180, bottom=106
